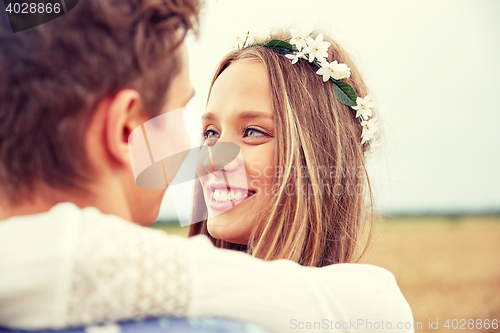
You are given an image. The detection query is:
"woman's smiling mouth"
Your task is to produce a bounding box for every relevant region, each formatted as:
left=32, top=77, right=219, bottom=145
left=207, top=186, right=256, bottom=211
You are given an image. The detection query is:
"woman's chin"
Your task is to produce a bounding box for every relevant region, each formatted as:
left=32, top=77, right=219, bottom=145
left=207, top=216, right=249, bottom=245
left=207, top=216, right=232, bottom=238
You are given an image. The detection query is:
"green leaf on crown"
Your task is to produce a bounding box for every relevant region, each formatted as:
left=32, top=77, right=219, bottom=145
left=331, top=81, right=357, bottom=106
left=265, top=39, right=295, bottom=49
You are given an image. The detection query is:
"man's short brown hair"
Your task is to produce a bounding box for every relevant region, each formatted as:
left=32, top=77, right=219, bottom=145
left=0, top=0, right=200, bottom=202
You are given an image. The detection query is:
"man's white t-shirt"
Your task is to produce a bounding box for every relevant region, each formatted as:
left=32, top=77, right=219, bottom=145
left=0, top=202, right=414, bottom=332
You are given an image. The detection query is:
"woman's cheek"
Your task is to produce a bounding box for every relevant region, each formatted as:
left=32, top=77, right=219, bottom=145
left=248, top=161, right=262, bottom=178
left=263, top=165, right=274, bottom=179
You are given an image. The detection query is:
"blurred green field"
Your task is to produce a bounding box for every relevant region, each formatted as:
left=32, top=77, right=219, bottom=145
left=151, top=215, right=500, bottom=332
left=151, top=223, right=189, bottom=237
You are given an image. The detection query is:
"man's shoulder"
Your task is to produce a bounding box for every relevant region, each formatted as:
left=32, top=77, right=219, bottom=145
left=320, top=263, right=414, bottom=332
left=0, top=201, right=198, bottom=259
left=320, top=263, right=397, bottom=285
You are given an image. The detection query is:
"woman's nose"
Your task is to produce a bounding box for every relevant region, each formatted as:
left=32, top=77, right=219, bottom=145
left=197, top=141, right=241, bottom=177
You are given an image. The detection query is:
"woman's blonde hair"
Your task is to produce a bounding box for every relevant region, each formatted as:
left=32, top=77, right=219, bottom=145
left=189, top=31, right=375, bottom=267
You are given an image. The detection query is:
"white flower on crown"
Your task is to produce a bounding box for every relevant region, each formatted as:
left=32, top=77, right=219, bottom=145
left=289, top=28, right=309, bottom=51
left=361, top=118, right=378, bottom=145
left=316, top=59, right=351, bottom=82
left=233, top=30, right=255, bottom=48
left=364, top=139, right=381, bottom=157
left=241, top=30, right=255, bottom=46
left=232, top=28, right=270, bottom=49
left=302, top=33, right=331, bottom=62
left=352, top=95, right=375, bottom=119
left=232, top=35, right=245, bottom=49
left=253, top=28, right=271, bottom=44
left=285, top=51, right=306, bottom=64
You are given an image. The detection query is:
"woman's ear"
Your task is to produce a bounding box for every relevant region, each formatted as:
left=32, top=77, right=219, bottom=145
left=105, top=89, right=144, bottom=167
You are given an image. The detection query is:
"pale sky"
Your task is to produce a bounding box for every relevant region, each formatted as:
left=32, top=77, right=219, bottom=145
left=158, top=0, right=500, bottom=220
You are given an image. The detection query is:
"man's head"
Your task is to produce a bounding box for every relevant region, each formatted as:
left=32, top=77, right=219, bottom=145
left=0, top=0, right=199, bottom=224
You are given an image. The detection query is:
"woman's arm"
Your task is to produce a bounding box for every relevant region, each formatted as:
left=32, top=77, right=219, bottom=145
left=65, top=208, right=414, bottom=333
left=182, top=235, right=415, bottom=333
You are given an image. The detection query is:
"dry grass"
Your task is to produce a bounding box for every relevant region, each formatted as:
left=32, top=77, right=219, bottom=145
left=360, top=215, right=500, bottom=332
left=152, top=215, right=500, bottom=332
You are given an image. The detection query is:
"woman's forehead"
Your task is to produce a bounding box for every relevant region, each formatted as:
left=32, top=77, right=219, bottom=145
left=205, top=59, right=273, bottom=118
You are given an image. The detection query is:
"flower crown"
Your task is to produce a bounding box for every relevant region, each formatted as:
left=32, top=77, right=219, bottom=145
left=233, top=29, right=378, bottom=149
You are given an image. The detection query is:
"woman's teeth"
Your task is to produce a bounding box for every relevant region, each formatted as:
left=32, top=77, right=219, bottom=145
left=213, top=189, right=248, bottom=202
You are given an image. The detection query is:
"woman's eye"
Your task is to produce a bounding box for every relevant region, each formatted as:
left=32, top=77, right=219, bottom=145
left=243, top=127, right=266, bottom=138
left=203, top=129, right=219, bottom=139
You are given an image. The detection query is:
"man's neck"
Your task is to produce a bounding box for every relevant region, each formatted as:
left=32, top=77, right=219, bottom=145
left=0, top=183, right=132, bottom=222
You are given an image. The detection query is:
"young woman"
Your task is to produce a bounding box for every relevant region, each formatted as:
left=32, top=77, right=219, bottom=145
left=190, top=30, right=378, bottom=267
left=187, top=31, right=414, bottom=332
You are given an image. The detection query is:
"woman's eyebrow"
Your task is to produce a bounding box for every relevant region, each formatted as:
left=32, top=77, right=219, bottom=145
left=201, top=111, right=274, bottom=122
left=201, top=112, right=216, bottom=121
left=237, top=111, right=274, bottom=120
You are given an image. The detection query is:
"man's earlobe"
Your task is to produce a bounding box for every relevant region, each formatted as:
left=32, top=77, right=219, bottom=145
left=106, top=90, right=143, bottom=167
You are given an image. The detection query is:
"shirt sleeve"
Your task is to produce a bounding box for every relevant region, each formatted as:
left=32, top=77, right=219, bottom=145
left=67, top=208, right=414, bottom=333
left=177, top=235, right=415, bottom=333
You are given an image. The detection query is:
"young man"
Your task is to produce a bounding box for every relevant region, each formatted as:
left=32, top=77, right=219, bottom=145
left=0, top=1, right=414, bottom=332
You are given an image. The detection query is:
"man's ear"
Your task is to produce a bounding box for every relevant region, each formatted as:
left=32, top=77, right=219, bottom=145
left=105, top=89, right=144, bottom=167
